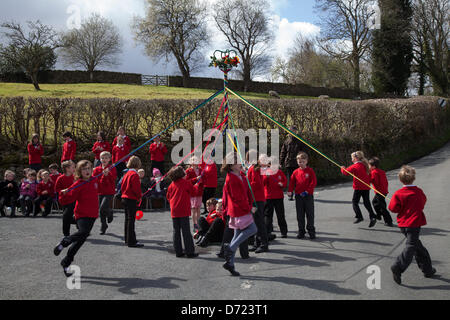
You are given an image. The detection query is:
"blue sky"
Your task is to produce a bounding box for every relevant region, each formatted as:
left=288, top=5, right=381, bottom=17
left=275, top=0, right=317, bottom=24
left=0, top=0, right=321, bottom=79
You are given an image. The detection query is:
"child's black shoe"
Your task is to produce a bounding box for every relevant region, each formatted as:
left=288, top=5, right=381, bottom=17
left=391, top=266, right=402, bottom=285
left=353, top=218, right=363, bottom=224
left=424, top=268, right=436, bottom=278
left=223, top=262, right=240, bottom=276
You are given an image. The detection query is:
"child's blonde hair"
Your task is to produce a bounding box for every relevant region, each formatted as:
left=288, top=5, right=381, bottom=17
left=30, top=133, right=40, bottom=143
left=398, top=165, right=416, bottom=185
left=37, top=169, right=45, bottom=181
left=27, top=169, right=37, bottom=178
left=351, top=151, right=369, bottom=174
left=4, top=170, right=15, bottom=179
left=100, top=151, right=111, bottom=159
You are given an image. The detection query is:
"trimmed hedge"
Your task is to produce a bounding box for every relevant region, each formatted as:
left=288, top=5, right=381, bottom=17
left=0, top=96, right=449, bottom=186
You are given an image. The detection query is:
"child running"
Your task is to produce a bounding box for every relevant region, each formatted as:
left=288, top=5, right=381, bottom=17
left=389, top=165, right=436, bottom=284
left=166, top=166, right=199, bottom=258
left=369, top=157, right=393, bottom=227
left=288, top=152, right=317, bottom=239
left=53, top=160, right=99, bottom=277
left=222, top=152, right=257, bottom=276
left=93, top=151, right=117, bottom=235
left=341, top=151, right=377, bottom=228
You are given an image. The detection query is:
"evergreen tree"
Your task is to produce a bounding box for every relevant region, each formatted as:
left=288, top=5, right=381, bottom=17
left=371, top=0, right=413, bottom=96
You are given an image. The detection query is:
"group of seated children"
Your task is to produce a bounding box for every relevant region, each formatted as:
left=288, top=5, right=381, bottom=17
left=0, top=164, right=62, bottom=217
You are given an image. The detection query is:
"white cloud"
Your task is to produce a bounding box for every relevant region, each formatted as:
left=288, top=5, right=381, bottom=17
left=271, top=15, right=320, bottom=60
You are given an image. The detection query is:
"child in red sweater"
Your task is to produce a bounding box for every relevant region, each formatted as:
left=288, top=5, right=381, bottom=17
left=27, top=133, right=44, bottom=172
left=246, top=150, right=269, bottom=253
left=55, top=160, right=76, bottom=236
left=48, top=163, right=61, bottom=186
left=369, top=157, right=393, bottom=227
left=149, top=135, right=168, bottom=174
left=389, top=165, right=435, bottom=284
left=196, top=198, right=225, bottom=247
left=221, top=152, right=257, bottom=276
left=112, top=135, right=129, bottom=182
left=93, top=151, right=117, bottom=235
left=341, top=151, right=377, bottom=227
left=54, top=160, right=99, bottom=277
left=263, top=157, right=288, bottom=238
left=61, top=132, right=76, bottom=163
left=288, top=152, right=317, bottom=239
left=121, top=156, right=144, bottom=248
left=34, top=171, right=55, bottom=217
left=92, top=131, right=111, bottom=168
left=201, top=159, right=218, bottom=215
left=185, top=156, right=204, bottom=233
left=166, top=166, right=199, bottom=258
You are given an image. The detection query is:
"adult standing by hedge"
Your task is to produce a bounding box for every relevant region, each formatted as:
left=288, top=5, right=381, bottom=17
left=280, top=126, right=305, bottom=201
left=28, top=133, right=44, bottom=172
left=149, top=135, right=168, bottom=175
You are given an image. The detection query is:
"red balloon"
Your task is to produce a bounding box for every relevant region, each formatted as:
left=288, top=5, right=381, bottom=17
left=136, top=210, right=144, bottom=220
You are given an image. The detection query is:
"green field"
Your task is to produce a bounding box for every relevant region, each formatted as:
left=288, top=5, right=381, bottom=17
left=0, top=82, right=318, bottom=100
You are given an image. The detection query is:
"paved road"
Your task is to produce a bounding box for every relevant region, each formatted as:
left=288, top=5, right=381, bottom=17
left=1, top=143, right=449, bottom=300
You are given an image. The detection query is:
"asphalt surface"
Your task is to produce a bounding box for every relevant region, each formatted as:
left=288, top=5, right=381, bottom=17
left=1, top=143, right=449, bottom=300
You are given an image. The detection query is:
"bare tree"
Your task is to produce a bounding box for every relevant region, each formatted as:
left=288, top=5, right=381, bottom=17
left=272, top=34, right=366, bottom=90
left=314, top=0, right=375, bottom=93
left=213, top=0, right=274, bottom=92
left=132, top=0, right=210, bottom=87
left=412, top=0, right=449, bottom=96
left=60, top=14, right=123, bottom=81
left=0, top=20, right=59, bottom=90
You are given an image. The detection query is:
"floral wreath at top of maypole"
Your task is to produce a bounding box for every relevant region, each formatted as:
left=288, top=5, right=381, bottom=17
left=209, top=49, right=240, bottom=73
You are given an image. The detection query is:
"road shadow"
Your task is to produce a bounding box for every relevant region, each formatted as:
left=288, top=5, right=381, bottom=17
left=269, top=248, right=357, bottom=263
left=240, top=275, right=360, bottom=296
left=401, top=275, right=450, bottom=291
left=358, top=227, right=450, bottom=237
left=315, top=199, right=353, bottom=205
left=87, top=233, right=173, bottom=253
left=81, top=275, right=186, bottom=295
left=314, top=236, right=392, bottom=247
